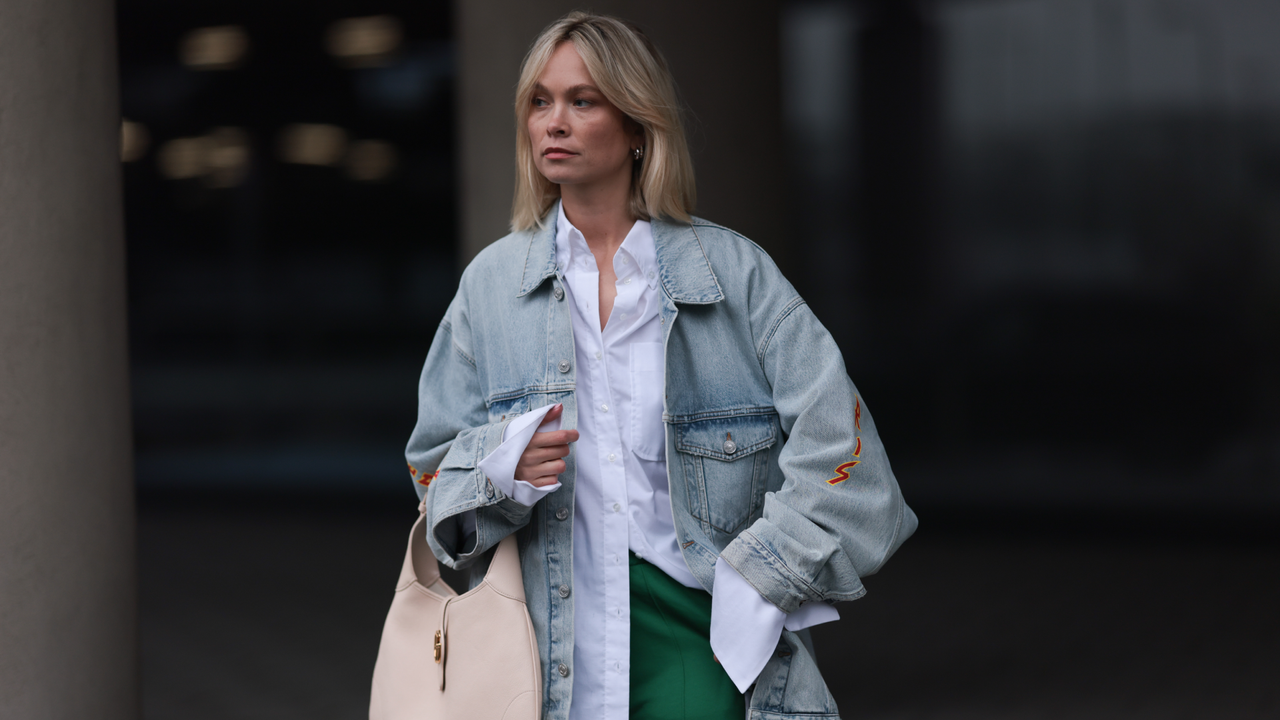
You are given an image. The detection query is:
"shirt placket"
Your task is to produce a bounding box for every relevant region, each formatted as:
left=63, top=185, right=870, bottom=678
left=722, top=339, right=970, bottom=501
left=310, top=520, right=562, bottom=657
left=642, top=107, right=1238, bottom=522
left=599, top=262, right=632, bottom=715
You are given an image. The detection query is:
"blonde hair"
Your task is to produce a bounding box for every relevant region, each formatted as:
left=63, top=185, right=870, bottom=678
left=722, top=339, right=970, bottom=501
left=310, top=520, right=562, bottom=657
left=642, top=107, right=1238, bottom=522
left=511, top=12, right=695, bottom=231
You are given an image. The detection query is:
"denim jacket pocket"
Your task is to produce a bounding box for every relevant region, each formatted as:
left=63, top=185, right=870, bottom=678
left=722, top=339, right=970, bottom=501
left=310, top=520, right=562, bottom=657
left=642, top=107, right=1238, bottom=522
left=486, top=393, right=530, bottom=424
left=674, top=411, right=777, bottom=536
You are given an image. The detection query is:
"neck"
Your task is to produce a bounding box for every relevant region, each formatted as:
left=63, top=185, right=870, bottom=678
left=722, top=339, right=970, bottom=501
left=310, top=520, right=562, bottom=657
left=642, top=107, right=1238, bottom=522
left=560, top=177, right=635, bottom=254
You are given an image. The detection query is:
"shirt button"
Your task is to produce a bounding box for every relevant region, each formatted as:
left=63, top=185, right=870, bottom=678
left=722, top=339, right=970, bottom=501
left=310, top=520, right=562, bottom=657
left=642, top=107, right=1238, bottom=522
left=558, top=585, right=571, bottom=598
left=623, top=277, right=632, bottom=284
left=614, top=661, right=622, bottom=672
left=600, top=404, right=609, bottom=412
left=553, top=286, right=564, bottom=300
left=558, top=360, right=571, bottom=373
left=648, top=271, right=655, bottom=279
left=558, top=664, right=570, bottom=678
left=723, top=439, right=738, bottom=455
left=608, top=453, right=616, bottom=463
left=556, top=507, right=569, bottom=521
left=613, top=502, right=621, bottom=512
left=594, top=351, right=602, bottom=359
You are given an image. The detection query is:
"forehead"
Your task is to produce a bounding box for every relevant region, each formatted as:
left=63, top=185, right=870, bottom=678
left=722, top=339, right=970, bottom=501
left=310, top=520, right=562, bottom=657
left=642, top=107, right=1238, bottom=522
left=538, top=41, right=596, bottom=88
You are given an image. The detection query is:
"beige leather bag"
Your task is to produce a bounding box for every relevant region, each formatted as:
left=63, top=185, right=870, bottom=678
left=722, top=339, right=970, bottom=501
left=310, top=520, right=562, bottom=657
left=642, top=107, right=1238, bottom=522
left=370, top=503, right=542, bottom=720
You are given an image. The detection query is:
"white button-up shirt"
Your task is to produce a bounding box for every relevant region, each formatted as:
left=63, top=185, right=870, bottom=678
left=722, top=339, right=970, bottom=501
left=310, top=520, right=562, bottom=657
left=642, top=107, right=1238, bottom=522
left=477, top=201, right=836, bottom=719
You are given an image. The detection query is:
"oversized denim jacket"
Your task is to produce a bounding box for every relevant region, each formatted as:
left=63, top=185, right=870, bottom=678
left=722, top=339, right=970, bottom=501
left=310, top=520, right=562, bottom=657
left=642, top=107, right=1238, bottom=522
left=406, top=213, right=918, bottom=720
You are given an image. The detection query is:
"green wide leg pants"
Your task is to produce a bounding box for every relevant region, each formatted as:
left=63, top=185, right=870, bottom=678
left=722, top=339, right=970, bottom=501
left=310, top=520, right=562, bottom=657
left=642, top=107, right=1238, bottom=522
left=629, top=552, right=743, bottom=720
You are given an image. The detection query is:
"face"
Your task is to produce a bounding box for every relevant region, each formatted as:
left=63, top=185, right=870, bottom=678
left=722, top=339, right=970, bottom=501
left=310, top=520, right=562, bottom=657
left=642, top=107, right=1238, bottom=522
left=527, top=42, right=640, bottom=191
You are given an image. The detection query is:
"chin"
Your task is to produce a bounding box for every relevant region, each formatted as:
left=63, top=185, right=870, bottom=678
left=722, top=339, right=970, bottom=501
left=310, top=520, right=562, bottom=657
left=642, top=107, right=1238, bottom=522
left=538, top=168, right=585, bottom=186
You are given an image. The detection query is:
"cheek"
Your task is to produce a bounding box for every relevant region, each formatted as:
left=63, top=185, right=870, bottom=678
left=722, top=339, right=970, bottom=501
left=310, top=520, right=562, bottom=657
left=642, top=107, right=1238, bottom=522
left=583, top=118, right=629, bottom=154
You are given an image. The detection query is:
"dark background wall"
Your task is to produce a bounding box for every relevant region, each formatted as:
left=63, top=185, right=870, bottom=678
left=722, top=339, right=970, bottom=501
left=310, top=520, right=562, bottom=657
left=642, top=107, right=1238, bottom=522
left=121, top=0, right=1280, bottom=513
left=119, top=0, right=458, bottom=495
left=117, top=0, right=1279, bottom=717
left=786, top=0, right=1280, bottom=515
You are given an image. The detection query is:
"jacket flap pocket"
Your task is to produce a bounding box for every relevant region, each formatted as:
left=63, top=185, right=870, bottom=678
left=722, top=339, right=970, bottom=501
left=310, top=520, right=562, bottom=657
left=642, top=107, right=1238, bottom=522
left=675, top=412, right=777, bottom=461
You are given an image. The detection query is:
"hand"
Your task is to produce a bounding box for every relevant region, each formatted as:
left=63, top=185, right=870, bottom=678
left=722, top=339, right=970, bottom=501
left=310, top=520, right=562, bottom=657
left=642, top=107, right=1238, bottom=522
left=514, top=404, right=579, bottom=487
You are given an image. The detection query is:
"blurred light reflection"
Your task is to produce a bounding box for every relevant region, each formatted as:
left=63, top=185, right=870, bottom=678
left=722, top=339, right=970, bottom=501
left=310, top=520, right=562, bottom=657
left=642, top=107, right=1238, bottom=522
left=326, top=16, right=403, bottom=68
left=157, top=127, right=249, bottom=187
left=278, top=123, right=348, bottom=166
left=180, top=25, right=248, bottom=70
left=121, top=119, right=150, bottom=162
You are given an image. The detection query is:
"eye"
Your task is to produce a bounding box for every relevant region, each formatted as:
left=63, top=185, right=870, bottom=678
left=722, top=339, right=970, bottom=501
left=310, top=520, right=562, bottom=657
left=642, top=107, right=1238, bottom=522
left=573, top=98, right=593, bottom=108
left=532, top=97, right=549, bottom=108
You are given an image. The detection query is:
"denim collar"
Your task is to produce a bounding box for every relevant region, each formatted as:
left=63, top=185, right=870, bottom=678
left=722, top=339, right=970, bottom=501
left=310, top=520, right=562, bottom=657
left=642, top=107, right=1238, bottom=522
left=517, top=209, right=723, bottom=305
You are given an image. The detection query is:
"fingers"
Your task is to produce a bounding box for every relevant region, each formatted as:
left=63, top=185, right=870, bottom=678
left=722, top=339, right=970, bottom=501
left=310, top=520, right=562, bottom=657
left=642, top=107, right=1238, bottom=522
left=532, top=404, right=579, bottom=445
left=529, top=428, right=580, bottom=448
left=514, top=456, right=565, bottom=479
left=521, top=444, right=572, bottom=465
left=539, top=403, right=564, bottom=426
left=514, top=404, right=577, bottom=488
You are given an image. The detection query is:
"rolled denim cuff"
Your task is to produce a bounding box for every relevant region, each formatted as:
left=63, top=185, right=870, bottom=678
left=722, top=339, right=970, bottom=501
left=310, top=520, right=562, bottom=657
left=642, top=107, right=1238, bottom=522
left=719, top=528, right=862, bottom=613
left=426, top=416, right=537, bottom=568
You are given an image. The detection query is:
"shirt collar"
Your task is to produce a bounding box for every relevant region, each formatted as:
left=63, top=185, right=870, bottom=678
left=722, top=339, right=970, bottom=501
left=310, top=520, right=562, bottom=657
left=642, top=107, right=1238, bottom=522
left=554, top=200, right=658, bottom=290
left=517, top=205, right=721, bottom=304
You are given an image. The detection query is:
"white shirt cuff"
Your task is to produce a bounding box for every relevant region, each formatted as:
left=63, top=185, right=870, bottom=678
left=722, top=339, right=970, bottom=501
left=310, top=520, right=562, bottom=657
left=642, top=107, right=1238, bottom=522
left=476, top=403, right=562, bottom=507
left=709, top=556, right=840, bottom=693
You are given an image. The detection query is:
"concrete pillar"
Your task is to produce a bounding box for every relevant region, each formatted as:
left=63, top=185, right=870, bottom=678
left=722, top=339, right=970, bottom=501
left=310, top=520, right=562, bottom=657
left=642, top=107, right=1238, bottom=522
left=0, top=1, right=138, bottom=718
left=456, top=0, right=788, bottom=272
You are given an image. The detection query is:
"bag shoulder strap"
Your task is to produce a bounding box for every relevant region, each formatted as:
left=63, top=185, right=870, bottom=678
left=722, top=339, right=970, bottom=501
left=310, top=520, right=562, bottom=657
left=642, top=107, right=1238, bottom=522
left=483, top=534, right=525, bottom=603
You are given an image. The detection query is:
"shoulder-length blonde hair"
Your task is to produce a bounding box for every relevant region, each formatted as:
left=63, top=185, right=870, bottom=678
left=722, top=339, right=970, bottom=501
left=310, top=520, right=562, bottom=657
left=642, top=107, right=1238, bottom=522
left=511, top=12, right=695, bottom=231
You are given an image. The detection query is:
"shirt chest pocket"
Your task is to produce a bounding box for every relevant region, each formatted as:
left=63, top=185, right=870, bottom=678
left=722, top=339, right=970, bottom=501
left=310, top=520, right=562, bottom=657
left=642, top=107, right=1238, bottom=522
left=629, top=342, right=666, bottom=461
left=674, top=412, right=777, bottom=536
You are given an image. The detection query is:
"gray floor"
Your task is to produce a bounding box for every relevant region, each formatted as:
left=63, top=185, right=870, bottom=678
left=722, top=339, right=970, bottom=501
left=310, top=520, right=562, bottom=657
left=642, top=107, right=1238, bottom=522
left=139, top=497, right=1280, bottom=719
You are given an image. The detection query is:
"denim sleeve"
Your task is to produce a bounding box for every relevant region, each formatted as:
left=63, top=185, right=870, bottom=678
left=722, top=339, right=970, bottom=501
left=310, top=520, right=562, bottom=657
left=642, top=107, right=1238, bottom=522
left=718, top=298, right=918, bottom=613
left=405, top=298, right=537, bottom=570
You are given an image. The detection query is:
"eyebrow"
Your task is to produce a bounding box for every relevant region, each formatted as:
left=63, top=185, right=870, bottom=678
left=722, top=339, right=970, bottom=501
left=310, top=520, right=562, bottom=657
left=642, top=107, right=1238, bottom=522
left=532, top=82, right=602, bottom=96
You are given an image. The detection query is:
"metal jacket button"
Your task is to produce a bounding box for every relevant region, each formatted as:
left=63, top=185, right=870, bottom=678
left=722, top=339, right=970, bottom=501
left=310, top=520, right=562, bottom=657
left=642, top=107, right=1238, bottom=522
left=485, top=482, right=495, bottom=498
left=553, top=286, right=564, bottom=300
left=556, top=507, right=569, bottom=521
left=558, top=664, right=570, bottom=677
left=558, top=360, right=571, bottom=373
left=723, top=439, right=737, bottom=455
left=558, top=585, right=571, bottom=598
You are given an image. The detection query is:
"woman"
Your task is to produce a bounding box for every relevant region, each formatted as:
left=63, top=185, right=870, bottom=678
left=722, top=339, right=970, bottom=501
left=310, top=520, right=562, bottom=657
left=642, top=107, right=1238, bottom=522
left=406, top=12, right=916, bottom=720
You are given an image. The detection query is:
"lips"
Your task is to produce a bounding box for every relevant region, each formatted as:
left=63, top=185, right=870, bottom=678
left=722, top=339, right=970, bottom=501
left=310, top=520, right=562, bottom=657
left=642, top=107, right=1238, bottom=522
left=543, top=147, right=577, bottom=159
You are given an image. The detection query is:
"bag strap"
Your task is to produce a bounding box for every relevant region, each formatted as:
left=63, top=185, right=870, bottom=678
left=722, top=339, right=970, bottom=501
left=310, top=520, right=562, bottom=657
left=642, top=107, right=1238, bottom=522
left=398, top=502, right=440, bottom=590
left=483, top=534, right=526, bottom=602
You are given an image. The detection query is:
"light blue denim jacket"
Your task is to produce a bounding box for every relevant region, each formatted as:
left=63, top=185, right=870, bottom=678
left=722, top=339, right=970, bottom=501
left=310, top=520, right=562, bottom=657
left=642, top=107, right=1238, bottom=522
left=406, top=213, right=917, bottom=720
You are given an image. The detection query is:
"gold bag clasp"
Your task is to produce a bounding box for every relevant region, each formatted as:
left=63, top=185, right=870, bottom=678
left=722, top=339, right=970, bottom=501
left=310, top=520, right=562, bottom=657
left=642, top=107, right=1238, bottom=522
left=433, top=630, right=442, bottom=663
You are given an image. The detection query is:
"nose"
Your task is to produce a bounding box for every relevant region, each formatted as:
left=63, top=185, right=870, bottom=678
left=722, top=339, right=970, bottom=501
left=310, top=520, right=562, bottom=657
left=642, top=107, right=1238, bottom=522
left=546, top=105, right=569, bottom=136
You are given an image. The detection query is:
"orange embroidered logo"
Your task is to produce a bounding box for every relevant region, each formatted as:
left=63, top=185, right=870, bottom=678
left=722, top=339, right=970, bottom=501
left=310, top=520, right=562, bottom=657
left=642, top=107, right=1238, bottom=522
left=827, top=397, right=863, bottom=486
left=409, top=463, right=439, bottom=488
